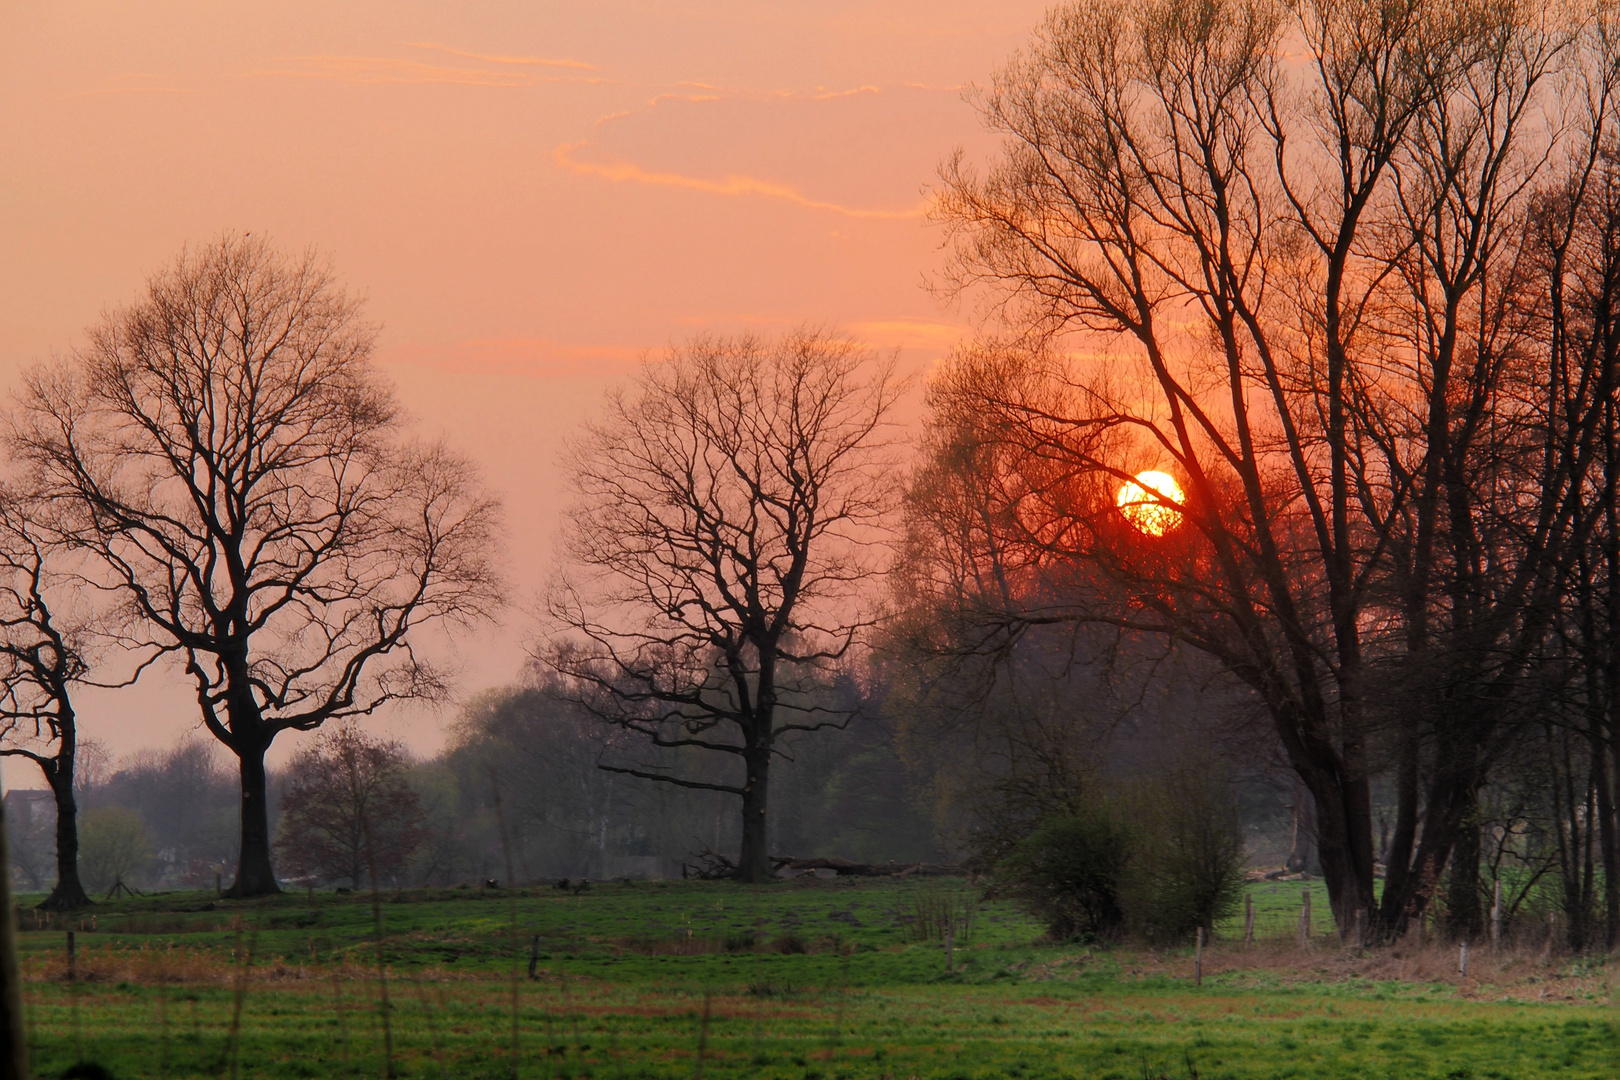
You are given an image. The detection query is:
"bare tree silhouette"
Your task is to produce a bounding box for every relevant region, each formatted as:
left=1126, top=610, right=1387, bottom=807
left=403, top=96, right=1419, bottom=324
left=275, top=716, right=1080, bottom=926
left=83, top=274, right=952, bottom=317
left=541, top=330, right=901, bottom=882
left=9, top=234, right=504, bottom=896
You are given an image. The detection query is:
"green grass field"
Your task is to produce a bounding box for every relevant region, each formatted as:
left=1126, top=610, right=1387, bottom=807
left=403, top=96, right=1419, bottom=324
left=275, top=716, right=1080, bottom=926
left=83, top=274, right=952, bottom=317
left=13, top=877, right=1620, bottom=1078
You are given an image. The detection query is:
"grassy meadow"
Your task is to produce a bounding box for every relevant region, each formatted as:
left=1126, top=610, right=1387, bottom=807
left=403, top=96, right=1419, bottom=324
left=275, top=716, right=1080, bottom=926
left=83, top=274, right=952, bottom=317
left=12, top=876, right=1620, bottom=1079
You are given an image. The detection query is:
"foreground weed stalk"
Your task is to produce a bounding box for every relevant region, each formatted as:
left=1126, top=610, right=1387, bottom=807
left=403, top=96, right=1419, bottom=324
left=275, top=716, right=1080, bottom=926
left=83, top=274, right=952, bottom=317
left=224, top=927, right=257, bottom=1080
left=330, top=969, right=353, bottom=1076
left=155, top=985, right=169, bottom=1080
left=409, top=974, right=449, bottom=1080
left=693, top=987, right=712, bottom=1080
left=490, top=767, right=522, bottom=1080
left=363, top=816, right=396, bottom=1079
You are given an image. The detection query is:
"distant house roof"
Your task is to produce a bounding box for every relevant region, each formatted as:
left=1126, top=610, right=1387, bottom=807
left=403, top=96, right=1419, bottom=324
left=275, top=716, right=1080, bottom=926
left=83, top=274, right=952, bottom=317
left=3, top=789, right=56, bottom=826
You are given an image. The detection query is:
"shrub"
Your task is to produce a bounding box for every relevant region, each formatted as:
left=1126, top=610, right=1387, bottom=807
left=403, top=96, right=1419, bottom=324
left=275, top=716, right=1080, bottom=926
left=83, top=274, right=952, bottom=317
left=997, top=806, right=1131, bottom=940
left=994, top=758, right=1246, bottom=945
left=1117, top=761, right=1245, bottom=942
left=78, top=807, right=155, bottom=894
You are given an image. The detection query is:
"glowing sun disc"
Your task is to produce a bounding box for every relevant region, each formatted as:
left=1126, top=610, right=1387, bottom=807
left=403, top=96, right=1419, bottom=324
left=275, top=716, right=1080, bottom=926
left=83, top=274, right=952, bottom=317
left=1116, top=471, right=1185, bottom=536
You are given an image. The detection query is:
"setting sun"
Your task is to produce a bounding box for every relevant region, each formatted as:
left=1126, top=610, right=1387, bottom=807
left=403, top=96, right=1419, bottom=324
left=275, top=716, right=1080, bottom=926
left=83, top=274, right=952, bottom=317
left=1116, top=471, right=1185, bottom=536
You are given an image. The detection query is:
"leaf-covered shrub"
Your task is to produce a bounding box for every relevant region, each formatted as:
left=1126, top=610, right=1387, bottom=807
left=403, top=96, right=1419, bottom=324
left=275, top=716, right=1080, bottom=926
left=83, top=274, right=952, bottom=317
left=997, top=760, right=1244, bottom=943
left=997, top=807, right=1131, bottom=941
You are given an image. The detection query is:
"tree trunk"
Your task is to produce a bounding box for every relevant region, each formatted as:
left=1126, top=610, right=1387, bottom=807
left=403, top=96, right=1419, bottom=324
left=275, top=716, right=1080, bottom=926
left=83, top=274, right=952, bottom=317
left=226, top=738, right=280, bottom=897
left=1285, top=779, right=1316, bottom=872
left=1310, top=774, right=1377, bottom=939
left=1446, top=809, right=1483, bottom=941
left=40, top=760, right=90, bottom=910
left=1592, top=729, right=1618, bottom=950
left=735, top=743, right=772, bottom=884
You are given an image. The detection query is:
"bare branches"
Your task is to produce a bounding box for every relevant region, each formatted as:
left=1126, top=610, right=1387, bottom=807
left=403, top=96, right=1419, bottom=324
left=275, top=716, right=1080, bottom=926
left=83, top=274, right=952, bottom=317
left=924, top=0, right=1614, bottom=936
left=539, top=328, right=900, bottom=882
left=6, top=234, right=505, bottom=895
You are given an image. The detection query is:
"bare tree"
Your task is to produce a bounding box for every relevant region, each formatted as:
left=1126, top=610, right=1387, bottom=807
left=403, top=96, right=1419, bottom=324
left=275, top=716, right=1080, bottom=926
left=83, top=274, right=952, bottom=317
left=542, top=330, right=901, bottom=883
left=275, top=724, right=426, bottom=889
left=0, top=489, right=146, bottom=910
left=928, top=0, right=1613, bottom=936
left=8, top=235, right=504, bottom=896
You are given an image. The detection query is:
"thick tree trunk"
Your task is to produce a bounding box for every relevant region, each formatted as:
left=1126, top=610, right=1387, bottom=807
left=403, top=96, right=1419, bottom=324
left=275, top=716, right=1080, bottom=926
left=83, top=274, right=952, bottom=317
left=735, top=744, right=772, bottom=884
left=40, top=762, right=90, bottom=910
left=226, top=739, right=280, bottom=897
left=1309, top=773, right=1377, bottom=939
left=1446, top=809, right=1483, bottom=941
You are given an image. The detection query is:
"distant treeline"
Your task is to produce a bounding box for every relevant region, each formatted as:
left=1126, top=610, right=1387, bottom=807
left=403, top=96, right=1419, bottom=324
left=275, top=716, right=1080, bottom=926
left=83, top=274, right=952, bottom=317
left=4, top=676, right=948, bottom=892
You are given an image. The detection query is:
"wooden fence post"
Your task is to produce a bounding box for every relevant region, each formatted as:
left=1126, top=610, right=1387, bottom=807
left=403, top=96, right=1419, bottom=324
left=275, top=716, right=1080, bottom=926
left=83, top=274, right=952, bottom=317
left=1354, top=909, right=1364, bottom=949
left=1296, top=889, right=1311, bottom=949
left=0, top=788, right=29, bottom=1080
left=1490, top=879, right=1501, bottom=949
left=1459, top=941, right=1468, bottom=978
left=1243, top=893, right=1255, bottom=946
left=1195, top=926, right=1204, bottom=987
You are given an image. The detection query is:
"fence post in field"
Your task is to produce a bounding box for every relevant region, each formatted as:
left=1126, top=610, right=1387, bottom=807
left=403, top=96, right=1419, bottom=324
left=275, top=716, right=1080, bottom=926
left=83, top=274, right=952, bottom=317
left=1195, top=926, right=1204, bottom=987
left=0, top=794, right=29, bottom=1080
left=1244, top=893, right=1255, bottom=946
left=1490, top=879, right=1501, bottom=949
left=1459, top=941, right=1468, bottom=978
left=1354, top=909, right=1364, bottom=950
left=1297, top=890, right=1311, bottom=949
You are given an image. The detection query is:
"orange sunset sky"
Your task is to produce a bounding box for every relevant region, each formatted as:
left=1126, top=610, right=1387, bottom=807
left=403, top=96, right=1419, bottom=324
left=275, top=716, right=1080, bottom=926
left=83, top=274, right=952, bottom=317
left=0, top=1, right=1050, bottom=768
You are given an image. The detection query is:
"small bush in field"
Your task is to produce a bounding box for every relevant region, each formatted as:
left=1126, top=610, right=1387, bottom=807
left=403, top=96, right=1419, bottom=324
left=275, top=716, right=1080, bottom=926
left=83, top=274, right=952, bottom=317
left=78, top=807, right=155, bottom=894
left=996, top=807, right=1130, bottom=941
left=1117, top=761, right=1245, bottom=943
left=995, top=760, right=1244, bottom=944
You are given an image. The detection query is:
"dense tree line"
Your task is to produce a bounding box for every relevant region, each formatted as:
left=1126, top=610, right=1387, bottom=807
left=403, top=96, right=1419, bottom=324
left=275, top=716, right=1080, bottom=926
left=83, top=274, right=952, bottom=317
left=894, top=0, right=1620, bottom=944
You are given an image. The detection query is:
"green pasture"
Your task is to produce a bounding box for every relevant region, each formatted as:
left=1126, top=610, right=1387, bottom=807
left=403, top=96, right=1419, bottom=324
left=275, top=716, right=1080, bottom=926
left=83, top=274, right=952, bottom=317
left=12, top=877, right=1618, bottom=1078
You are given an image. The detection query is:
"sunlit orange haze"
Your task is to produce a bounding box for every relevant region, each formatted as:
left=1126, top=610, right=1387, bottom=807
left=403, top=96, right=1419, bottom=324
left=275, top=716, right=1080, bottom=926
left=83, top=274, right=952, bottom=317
left=0, top=2, right=1055, bottom=765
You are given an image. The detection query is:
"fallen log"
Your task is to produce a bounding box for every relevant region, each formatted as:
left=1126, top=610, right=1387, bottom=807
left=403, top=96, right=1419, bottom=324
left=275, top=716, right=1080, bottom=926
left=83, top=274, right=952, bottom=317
left=770, top=856, right=965, bottom=878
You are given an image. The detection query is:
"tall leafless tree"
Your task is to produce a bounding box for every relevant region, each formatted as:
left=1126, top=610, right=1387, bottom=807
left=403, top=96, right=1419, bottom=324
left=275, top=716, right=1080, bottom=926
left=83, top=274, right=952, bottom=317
left=8, top=235, right=504, bottom=896
left=542, top=330, right=900, bottom=883
left=927, top=0, right=1618, bottom=936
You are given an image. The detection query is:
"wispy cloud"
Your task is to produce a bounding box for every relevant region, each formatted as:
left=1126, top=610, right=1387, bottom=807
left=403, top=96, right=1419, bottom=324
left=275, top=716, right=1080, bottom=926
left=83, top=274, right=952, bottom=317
left=253, top=53, right=610, bottom=88
left=553, top=142, right=929, bottom=220
left=848, top=317, right=968, bottom=351
left=405, top=42, right=595, bottom=71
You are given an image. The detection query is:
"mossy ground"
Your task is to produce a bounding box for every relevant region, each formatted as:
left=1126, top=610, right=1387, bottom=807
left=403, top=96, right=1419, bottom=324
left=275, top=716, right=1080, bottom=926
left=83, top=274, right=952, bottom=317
left=13, top=878, right=1619, bottom=1078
